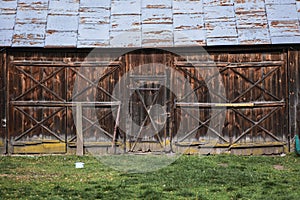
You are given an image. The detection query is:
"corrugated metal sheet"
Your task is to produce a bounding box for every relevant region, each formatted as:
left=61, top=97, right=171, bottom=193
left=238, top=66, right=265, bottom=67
left=0, top=0, right=300, bottom=47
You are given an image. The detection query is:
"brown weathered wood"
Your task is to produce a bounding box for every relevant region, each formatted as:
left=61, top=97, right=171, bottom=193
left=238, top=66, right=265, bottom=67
left=76, top=103, right=83, bottom=156
left=176, top=101, right=285, bottom=108
left=288, top=49, right=299, bottom=149
left=4, top=48, right=292, bottom=155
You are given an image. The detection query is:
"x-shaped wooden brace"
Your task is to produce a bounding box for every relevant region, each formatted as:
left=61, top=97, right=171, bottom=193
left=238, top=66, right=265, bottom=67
left=176, top=66, right=228, bottom=102
left=14, top=66, right=65, bottom=101
left=230, top=66, right=281, bottom=102
left=14, top=107, right=65, bottom=142
left=177, top=108, right=229, bottom=143
left=231, top=107, right=282, bottom=144
left=70, top=66, right=120, bottom=102
left=68, top=107, right=117, bottom=143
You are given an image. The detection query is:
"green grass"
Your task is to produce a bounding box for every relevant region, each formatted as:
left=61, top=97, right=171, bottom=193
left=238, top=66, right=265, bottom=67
left=1, top=154, right=300, bottom=199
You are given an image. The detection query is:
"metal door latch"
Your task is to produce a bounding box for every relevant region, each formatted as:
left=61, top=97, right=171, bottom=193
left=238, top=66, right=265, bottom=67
left=1, top=118, right=6, bottom=128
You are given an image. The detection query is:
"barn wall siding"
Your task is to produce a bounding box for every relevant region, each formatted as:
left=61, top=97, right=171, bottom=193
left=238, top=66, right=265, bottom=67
left=0, top=46, right=300, bottom=155
left=288, top=48, right=300, bottom=152
left=0, top=50, right=6, bottom=154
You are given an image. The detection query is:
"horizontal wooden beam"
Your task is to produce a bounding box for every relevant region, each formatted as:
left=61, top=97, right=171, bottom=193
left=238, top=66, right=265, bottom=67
left=10, top=101, right=121, bottom=107
left=176, top=101, right=285, bottom=108
left=11, top=60, right=121, bottom=67
left=175, top=61, right=284, bottom=68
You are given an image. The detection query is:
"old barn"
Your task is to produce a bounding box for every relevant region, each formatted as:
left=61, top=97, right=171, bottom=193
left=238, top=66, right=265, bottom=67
left=0, top=0, right=299, bottom=155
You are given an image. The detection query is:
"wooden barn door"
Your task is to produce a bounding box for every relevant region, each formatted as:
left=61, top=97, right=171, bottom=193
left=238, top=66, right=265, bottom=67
left=174, top=50, right=288, bottom=154
left=7, top=53, right=69, bottom=153
left=123, top=50, right=173, bottom=152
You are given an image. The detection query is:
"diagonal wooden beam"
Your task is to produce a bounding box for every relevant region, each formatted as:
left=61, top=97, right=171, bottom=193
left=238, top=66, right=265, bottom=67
left=14, top=67, right=65, bottom=101
left=230, top=67, right=281, bottom=102
left=14, top=107, right=65, bottom=141
left=15, top=67, right=65, bottom=101
left=232, top=107, right=280, bottom=144
left=232, top=107, right=282, bottom=142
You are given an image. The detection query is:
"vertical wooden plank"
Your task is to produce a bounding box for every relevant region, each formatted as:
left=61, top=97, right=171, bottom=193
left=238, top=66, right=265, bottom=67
left=76, top=103, right=84, bottom=156
left=0, top=49, right=6, bottom=154
left=288, top=49, right=299, bottom=151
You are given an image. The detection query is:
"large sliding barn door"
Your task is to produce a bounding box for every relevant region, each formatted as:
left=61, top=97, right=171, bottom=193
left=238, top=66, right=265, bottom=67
left=8, top=54, right=71, bottom=153
left=175, top=51, right=287, bottom=154
left=7, top=50, right=123, bottom=154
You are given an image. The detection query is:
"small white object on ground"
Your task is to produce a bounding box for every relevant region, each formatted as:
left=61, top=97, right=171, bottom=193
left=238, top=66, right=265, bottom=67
left=75, top=162, right=84, bottom=168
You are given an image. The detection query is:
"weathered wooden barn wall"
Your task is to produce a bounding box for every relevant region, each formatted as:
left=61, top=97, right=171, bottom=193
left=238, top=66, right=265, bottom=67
left=0, top=50, right=6, bottom=154
left=289, top=48, right=300, bottom=150
left=0, top=46, right=299, bottom=155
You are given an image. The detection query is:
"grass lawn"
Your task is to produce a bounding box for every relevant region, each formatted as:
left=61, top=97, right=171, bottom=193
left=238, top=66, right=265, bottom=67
left=1, top=153, right=300, bottom=199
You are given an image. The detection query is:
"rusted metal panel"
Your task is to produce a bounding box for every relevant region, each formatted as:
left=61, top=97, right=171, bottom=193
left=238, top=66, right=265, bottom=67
left=79, top=7, right=110, bottom=24
left=174, top=29, right=206, bottom=46
left=0, top=30, right=13, bottom=46
left=265, top=0, right=296, bottom=5
left=204, top=5, right=235, bottom=19
left=78, top=6, right=110, bottom=47
left=238, top=29, right=270, bottom=44
left=173, top=0, right=203, bottom=14
left=0, top=15, right=15, bottom=29
left=111, top=0, right=141, bottom=15
left=0, top=0, right=15, bottom=46
left=48, top=0, right=79, bottom=15
left=0, top=0, right=17, bottom=14
left=12, top=0, right=48, bottom=47
left=47, top=15, right=78, bottom=31
left=203, top=0, right=234, bottom=6
left=174, top=14, right=204, bottom=30
left=142, top=8, right=172, bottom=24
left=142, top=0, right=172, bottom=9
left=142, top=24, right=173, bottom=47
left=110, top=31, right=141, bottom=47
left=204, top=5, right=238, bottom=45
left=45, top=0, right=79, bottom=48
left=45, top=31, right=77, bottom=47
left=45, top=15, right=79, bottom=47
left=266, top=3, right=300, bottom=43
left=266, top=4, right=298, bottom=20
left=80, top=0, right=111, bottom=8
left=235, top=0, right=268, bottom=29
left=235, top=0, right=271, bottom=44
left=78, top=24, right=110, bottom=40
left=111, top=15, right=141, bottom=31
